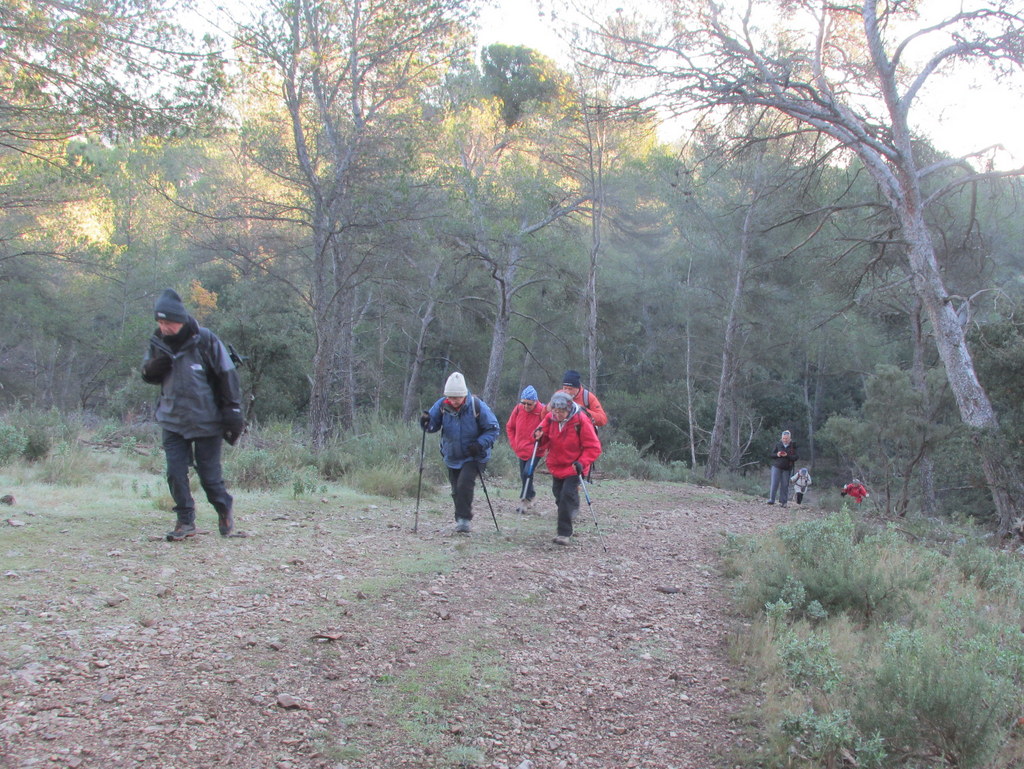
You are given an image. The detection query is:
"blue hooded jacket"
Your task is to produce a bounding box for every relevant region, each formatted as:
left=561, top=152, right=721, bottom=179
left=424, top=394, right=500, bottom=469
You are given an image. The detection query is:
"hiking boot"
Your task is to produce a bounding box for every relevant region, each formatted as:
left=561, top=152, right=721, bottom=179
left=455, top=518, right=471, bottom=533
left=218, top=509, right=234, bottom=537
left=166, top=522, right=196, bottom=542
left=552, top=535, right=571, bottom=546
left=766, top=500, right=775, bottom=505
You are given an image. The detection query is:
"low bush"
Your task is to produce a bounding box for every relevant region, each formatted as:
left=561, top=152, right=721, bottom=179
left=598, top=440, right=691, bottom=480
left=735, top=512, right=935, bottom=623
left=228, top=448, right=292, bottom=491
left=728, top=512, right=1024, bottom=769
left=854, top=617, right=1022, bottom=769
left=31, top=441, right=109, bottom=486
left=0, top=422, right=26, bottom=466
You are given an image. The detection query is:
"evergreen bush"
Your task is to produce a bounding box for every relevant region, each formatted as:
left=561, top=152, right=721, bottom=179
left=228, top=448, right=292, bottom=490
left=728, top=513, right=1024, bottom=769
left=740, top=512, right=934, bottom=623
left=0, top=423, right=26, bottom=465
left=856, top=614, right=1023, bottom=769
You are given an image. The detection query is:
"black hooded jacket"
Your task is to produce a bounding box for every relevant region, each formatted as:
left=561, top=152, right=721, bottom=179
left=142, top=316, right=241, bottom=439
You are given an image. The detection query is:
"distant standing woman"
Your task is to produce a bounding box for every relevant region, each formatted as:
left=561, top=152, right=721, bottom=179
left=767, top=430, right=798, bottom=507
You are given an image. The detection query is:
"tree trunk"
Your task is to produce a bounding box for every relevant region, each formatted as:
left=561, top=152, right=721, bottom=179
left=705, top=205, right=753, bottom=480
left=910, top=297, right=938, bottom=513
left=399, top=264, right=440, bottom=421
left=481, top=253, right=518, bottom=405
left=901, top=214, right=1018, bottom=533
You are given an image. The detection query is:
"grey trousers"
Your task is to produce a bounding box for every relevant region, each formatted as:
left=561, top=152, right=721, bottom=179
left=769, top=466, right=790, bottom=504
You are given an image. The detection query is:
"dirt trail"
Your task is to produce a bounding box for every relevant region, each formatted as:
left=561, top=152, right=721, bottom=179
left=0, top=479, right=790, bottom=769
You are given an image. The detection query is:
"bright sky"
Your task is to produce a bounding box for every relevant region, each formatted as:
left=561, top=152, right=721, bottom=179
left=476, top=0, right=1024, bottom=169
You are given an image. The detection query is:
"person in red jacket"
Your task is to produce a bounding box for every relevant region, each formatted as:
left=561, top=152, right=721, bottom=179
left=841, top=479, right=869, bottom=503
left=559, top=369, right=608, bottom=427
left=532, top=391, right=602, bottom=546
left=506, top=385, right=547, bottom=513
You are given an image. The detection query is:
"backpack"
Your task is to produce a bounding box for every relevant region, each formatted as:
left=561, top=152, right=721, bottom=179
left=196, top=327, right=244, bottom=408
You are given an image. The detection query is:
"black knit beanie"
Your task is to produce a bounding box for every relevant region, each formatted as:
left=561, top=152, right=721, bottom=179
left=154, top=289, right=188, bottom=324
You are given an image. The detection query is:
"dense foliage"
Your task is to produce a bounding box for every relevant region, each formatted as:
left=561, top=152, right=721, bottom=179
left=1, top=0, right=1023, bottom=529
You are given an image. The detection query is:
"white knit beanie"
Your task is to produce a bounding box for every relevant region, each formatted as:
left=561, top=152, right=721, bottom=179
left=443, top=372, right=468, bottom=397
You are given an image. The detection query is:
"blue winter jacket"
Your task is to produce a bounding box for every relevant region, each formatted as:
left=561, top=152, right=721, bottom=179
left=425, top=395, right=500, bottom=469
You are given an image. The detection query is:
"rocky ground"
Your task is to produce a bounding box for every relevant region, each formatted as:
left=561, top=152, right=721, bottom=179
left=1, top=478, right=795, bottom=769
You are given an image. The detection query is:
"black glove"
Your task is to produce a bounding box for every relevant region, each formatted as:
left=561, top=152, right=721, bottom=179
left=573, top=461, right=585, bottom=475
left=840, top=489, right=847, bottom=496
left=419, top=412, right=430, bottom=431
left=142, top=349, right=172, bottom=380
left=467, top=442, right=483, bottom=458
left=222, top=406, right=245, bottom=445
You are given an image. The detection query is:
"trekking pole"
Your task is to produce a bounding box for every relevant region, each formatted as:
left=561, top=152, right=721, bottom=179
left=516, top=439, right=540, bottom=514
left=475, top=463, right=500, bottom=533
left=413, top=427, right=427, bottom=533
left=577, top=471, right=608, bottom=552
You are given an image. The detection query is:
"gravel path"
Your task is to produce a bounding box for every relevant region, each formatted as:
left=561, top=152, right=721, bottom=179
left=1, top=479, right=789, bottom=769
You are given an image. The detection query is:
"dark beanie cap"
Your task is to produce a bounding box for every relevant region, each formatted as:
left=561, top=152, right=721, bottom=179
left=154, top=289, right=188, bottom=324
left=562, top=370, right=582, bottom=388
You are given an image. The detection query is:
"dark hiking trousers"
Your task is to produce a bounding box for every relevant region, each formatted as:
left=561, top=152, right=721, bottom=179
left=448, top=461, right=483, bottom=521
left=163, top=429, right=233, bottom=524
left=552, top=475, right=580, bottom=537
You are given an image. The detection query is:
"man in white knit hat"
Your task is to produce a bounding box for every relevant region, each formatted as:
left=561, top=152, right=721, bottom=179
left=420, top=372, right=500, bottom=533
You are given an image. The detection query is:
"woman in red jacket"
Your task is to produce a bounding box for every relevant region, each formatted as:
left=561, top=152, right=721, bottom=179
left=506, top=385, right=547, bottom=512
left=841, top=479, right=869, bottom=503
left=533, top=391, right=602, bottom=546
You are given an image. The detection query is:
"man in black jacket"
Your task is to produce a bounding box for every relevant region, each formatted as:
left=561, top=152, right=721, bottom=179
left=767, top=430, right=798, bottom=507
left=142, top=289, right=244, bottom=541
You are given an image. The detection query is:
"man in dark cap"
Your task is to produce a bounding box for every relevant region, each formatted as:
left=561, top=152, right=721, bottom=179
left=558, top=369, right=608, bottom=427
left=142, top=289, right=244, bottom=541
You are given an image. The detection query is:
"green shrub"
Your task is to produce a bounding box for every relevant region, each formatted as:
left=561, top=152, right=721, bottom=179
left=346, top=462, right=429, bottom=499
left=22, top=424, right=53, bottom=461
left=32, top=441, right=108, bottom=486
left=228, top=448, right=291, bottom=490
left=729, top=513, right=1024, bottom=769
left=292, top=465, right=323, bottom=497
left=0, top=422, right=26, bottom=465
left=780, top=710, right=886, bottom=769
left=316, top=447, right=355, bottom=480
left=598, top=441, right=659, bottom=479
left=740, top=513, right=935, bottom=623
left=952, top=539, right=1024, bottom=596
left=856, top=614, right=1023, bottom=769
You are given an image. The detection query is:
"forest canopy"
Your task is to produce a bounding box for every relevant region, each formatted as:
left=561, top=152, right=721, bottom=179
left=1, top=0, right=1023, bottom=532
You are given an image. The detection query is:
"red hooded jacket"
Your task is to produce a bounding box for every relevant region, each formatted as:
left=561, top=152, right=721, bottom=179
left=842, top=482, right=869, bottom=503
left=506, top=402, right=548, bottom=460
left=535, top=406, right=602, bottom=480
